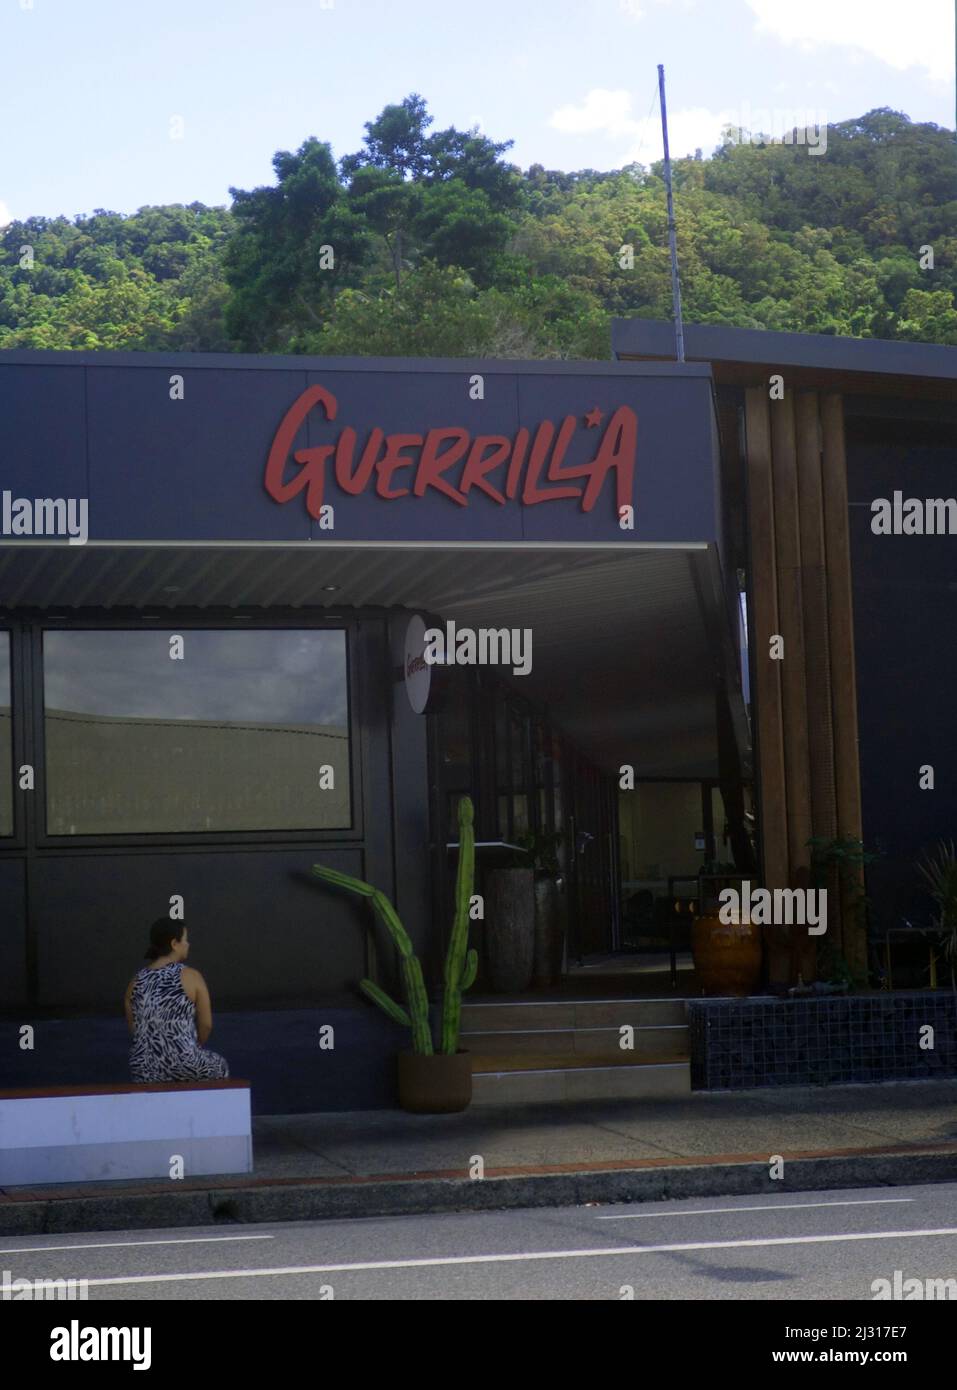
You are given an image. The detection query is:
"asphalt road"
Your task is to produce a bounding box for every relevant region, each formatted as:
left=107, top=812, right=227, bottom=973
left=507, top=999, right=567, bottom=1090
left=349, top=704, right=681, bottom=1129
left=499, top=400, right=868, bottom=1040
left=3, top=1182, right=957, bottom=1301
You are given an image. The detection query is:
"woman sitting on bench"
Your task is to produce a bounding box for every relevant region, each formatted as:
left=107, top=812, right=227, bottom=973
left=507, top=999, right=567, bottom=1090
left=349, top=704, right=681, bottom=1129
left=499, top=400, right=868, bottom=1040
left=124, top=920, right=230, bottom=1083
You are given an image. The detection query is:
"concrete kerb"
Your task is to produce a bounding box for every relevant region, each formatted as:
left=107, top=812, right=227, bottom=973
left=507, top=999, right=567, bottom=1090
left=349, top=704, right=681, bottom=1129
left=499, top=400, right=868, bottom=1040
left=2, top=1148, right=957, bottom=1238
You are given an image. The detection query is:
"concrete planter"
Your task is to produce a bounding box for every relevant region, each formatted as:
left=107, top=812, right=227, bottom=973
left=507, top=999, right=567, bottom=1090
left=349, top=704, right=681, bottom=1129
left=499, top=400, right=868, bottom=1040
left=688, top=990, right=957, bottom=1089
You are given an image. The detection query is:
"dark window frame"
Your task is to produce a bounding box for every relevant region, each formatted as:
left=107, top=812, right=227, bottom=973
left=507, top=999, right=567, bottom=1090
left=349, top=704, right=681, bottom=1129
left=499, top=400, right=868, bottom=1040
left=30, top=611, right=362, bottom=850
left=0, top=625, right=21, bottom=843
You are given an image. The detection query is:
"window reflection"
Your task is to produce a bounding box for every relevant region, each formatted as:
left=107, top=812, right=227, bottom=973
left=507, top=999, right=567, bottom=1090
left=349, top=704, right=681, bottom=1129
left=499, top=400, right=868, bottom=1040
left=43, top=629, right=351, bottom=834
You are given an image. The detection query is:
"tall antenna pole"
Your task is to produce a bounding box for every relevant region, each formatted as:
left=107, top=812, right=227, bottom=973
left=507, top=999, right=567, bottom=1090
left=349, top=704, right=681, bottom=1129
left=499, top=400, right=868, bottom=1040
left=658, top=63, right=685, bottom=363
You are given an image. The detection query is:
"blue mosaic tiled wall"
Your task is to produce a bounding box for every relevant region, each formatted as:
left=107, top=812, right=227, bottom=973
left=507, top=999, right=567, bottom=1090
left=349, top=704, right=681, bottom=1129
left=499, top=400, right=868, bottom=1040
left=688, top=992, right=957, bottom=1089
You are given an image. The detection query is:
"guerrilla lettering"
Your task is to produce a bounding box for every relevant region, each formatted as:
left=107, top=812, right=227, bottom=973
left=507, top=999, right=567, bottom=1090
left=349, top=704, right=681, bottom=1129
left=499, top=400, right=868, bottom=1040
left=265, top=385, right=636, bottom=518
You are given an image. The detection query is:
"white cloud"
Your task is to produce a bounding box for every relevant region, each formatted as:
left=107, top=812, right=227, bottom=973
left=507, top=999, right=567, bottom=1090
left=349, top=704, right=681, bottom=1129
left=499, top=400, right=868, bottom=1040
left=550, top=89, right=643, bottom=140
left=625, top=106, right=730, bottom=161
left=619, top=0, right=698, bottom=18
left=0, top=201, right=13, bottom=228
left=744, top=0, right=955, bottom=82
left=549, top=89, right=729, bottom=161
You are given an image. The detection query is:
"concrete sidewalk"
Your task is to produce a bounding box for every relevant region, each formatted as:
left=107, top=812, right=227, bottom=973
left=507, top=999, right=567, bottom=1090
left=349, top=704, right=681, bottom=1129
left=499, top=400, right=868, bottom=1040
left=3, top=1079, right=957, bottom=1236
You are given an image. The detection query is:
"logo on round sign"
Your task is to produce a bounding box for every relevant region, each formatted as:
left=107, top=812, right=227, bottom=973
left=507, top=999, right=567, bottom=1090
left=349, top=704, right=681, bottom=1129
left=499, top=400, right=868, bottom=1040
left=404, top=614, right=431, bottom=714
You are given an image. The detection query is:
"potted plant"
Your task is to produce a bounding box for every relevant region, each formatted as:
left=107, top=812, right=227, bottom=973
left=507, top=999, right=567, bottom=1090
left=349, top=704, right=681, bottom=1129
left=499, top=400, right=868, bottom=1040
left=917, top=840, right=957, bottom=992
left=312, top=796, right=477, bottom=1113
left=807, top=834, right=876, bottom=986
left=691, top=870, right=762, bottom=997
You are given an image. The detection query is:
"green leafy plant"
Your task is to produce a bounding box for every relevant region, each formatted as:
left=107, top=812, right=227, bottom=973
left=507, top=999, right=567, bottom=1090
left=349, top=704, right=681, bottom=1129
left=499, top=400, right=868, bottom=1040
left=701, top=860, right=737, bottom=876
left=814, top=941, right=867, bottom=991
left=514, top=829, right=563, bottom=876
left=917, top=840, right=957, bottom=991
left=807, top=834, right=879, bottom=987
left=807, top=834, right=878, bottom=883
left=311, top=795, right=477, bottom=1054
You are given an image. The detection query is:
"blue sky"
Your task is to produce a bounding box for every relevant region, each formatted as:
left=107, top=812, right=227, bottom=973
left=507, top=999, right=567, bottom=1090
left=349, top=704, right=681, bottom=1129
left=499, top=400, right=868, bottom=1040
left=1, top=0, right=953, bottom=225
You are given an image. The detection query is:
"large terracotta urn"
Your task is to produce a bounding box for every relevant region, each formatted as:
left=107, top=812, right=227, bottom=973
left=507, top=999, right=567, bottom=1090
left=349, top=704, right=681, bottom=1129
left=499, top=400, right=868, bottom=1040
left=692, top=913, right=762, bottom=996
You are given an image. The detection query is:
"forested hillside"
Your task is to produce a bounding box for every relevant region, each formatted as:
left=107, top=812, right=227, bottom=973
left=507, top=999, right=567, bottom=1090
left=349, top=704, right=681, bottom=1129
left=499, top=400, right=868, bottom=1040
left=2, top=98, right=954, bottom=355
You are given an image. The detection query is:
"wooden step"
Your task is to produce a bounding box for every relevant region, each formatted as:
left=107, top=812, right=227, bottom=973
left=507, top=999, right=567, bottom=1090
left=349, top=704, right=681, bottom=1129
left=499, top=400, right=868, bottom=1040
left=461, top=1024, right=689, bottom=1059
left=469, top=1053, right=691, bottom=1104
left=469, top=1050, right=688, bottom=1071
left=460, top=998, right=687, bottom=1032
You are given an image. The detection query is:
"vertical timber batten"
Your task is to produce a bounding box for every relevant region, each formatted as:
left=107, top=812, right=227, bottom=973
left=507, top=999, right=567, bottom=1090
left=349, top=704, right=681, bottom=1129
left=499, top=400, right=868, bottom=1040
left=743, top=388, right=790, bottom=982
left=795, top=390, right=837, bottom=973
left=769, top=394, right=813, bottom=906
left=820, top=392, right=866, bottom=977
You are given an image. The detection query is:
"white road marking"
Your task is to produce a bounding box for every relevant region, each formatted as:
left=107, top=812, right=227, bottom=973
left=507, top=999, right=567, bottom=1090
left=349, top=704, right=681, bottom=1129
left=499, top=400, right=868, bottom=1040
left=73, top=1226, right=957, bottom=1288
left=598, top=1198, right=916, bottom=1219
left=0, top=1234, right=274, bottom=1255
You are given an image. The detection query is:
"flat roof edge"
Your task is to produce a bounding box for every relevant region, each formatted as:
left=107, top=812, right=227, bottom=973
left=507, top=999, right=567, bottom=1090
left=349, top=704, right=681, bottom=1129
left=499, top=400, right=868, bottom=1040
left=0, top=347, right=712, bottom=379
left=611, top=318, right=957, bottom=381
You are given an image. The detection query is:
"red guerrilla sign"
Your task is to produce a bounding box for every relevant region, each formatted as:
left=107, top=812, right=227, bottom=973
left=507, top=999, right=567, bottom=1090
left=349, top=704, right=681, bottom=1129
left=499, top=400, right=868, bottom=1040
left=265, top=385, right=636, bottom=517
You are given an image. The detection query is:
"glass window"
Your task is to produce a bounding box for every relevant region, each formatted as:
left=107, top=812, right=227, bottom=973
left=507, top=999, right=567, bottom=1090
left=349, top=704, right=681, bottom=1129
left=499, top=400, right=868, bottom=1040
left=437, top=668, right=473, bottom=843
left=0, top=634, right=12, bottom=836
left=43, top=629, right=351, bottom=834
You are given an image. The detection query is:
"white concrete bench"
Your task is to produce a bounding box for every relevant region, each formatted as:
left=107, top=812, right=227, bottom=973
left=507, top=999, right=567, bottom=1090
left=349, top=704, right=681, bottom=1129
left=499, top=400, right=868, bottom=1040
left=0, top=1080, right=252, bottom=1186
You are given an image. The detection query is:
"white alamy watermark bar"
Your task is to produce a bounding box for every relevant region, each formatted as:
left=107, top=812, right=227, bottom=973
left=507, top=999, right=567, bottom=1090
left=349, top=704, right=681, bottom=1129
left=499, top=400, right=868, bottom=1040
left=718, top=881, right=827, bottom=935
left=2, top=491, right=89, bottom=545
left=424, top=622, right=533, bottom=677
left=872, top=1270, right=957, bottom=1299
left=717, top=102, right=828, bottom=156
left=1, top=1270, right=89, bottom=1300
left=871, top=492, right=957, bottom=535
left=49, top=1321, right=151, bottom=1369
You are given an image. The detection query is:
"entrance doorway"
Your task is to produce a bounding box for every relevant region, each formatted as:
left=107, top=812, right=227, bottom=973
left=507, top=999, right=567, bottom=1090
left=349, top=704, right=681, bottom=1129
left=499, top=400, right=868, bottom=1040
left=420, top=546, right=753, bottom=998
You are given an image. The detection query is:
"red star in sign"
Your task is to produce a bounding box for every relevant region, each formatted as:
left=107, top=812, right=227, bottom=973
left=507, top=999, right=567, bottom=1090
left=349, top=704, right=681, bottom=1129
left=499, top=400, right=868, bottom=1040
left=584, top=407, right=603, bottom=428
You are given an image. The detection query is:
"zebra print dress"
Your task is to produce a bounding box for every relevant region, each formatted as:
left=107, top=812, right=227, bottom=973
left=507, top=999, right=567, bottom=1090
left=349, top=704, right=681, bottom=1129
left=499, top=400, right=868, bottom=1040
left=128, top=962, right=230, bottom=1083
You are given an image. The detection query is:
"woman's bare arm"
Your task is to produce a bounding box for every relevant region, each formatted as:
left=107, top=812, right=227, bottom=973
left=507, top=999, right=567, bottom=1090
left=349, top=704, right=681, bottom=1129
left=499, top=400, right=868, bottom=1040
left=183, top=967, right=213, bottom=1045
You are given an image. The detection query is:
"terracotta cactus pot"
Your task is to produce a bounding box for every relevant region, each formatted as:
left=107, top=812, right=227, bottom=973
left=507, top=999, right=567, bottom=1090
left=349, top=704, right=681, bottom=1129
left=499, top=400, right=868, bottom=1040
left=397, top=1050, right=472, bottom=1113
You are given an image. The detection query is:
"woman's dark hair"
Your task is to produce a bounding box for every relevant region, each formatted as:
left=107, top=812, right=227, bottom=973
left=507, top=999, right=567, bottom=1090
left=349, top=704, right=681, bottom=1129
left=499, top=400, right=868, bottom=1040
left=144, top=918, right=186, bottom=962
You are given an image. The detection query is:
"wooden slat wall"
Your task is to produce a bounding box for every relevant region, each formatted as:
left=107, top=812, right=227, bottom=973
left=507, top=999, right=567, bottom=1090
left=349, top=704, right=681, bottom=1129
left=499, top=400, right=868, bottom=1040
left=744, top=385, right=863, bottom=983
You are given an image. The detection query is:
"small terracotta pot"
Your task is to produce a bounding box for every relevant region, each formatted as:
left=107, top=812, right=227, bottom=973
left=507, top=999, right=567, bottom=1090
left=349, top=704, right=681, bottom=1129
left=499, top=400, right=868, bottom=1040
left=397, top=1050, right=472, bottom=1114
left=692, top=914, right=763, bottom=996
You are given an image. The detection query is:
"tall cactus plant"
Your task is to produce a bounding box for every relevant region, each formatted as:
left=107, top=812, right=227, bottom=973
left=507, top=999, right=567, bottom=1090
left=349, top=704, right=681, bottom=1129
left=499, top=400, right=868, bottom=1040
left=440, top=795, right=477, bottom=1052
left=311, top=795, right=478, bottom=1055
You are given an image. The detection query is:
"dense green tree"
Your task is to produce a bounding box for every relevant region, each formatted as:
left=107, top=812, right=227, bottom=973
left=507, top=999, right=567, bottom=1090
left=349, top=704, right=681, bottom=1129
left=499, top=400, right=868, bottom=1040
left=223, top=138, right=371, bottom=351
left=1, top=102, right=953, bottom=356
left=0, top=203, right=234, bottom=349
left=338, top=94, right=522, bottom=292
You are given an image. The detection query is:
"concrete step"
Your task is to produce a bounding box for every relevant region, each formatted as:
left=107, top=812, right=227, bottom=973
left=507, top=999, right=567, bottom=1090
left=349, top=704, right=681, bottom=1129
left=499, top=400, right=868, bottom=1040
left=469, top=1053, right=691, bottom=1104
left=460, top=998, right=687, bottom=1032
left=461, top=1024, right=689, bottom=1059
